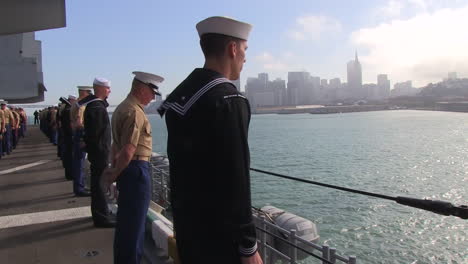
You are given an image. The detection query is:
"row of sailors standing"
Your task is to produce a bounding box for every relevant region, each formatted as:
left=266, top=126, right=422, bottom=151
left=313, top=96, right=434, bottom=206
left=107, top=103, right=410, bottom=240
left=39, top=73, right=161, bottom=264
left=39, top=83, right=107, bottom=203
left=38, top=106, right=59, bottom=145
left=0, top=100, right=27, bottom=158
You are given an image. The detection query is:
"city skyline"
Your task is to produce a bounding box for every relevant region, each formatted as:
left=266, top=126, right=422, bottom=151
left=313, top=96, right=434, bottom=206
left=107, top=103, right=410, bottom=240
left=244, top=50, right=448, bottom=107
left=244, top=68, right=461, bottom=109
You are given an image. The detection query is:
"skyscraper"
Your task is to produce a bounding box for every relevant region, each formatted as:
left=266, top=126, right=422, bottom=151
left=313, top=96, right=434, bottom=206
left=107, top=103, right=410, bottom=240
left=245, top=73, right=275, bottom=107
left=347, top=51, right=363, bottom=99
left=270, top=78, right=287, bottom=106
left=287, top=72, right=311, bottom=105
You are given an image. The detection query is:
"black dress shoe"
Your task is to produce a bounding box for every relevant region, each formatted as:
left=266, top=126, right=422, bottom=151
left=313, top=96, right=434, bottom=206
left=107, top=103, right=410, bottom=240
left=75, top=190, right=91, bottom=197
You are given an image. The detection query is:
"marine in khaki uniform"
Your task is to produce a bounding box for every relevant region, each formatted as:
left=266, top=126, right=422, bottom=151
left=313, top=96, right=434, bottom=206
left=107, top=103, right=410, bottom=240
left=17, top=108, right=25, bottom=138
left=2, top=103, right=12, bottom=155
left=20, top=108, right=27, bottom=135
left=70, top=86, right=93, bottom=196
left=11, top=107, right=21, bottom=149
left=0, top=101, right=5, bottom=157
left=102, top=71, right=164, bottom=264
left=71, top=86, right=92, bottom=131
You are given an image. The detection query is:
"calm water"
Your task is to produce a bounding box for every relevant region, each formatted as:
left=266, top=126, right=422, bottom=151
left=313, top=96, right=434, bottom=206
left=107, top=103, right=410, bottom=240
left=149, top=110, right=467, bottom=264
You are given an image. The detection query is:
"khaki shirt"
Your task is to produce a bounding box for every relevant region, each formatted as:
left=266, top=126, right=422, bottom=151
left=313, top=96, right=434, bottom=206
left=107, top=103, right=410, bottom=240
left=111, top=94, right=152, bottom=157
left=0, top=109, right=4, bottom=125
left=3, top=109, right=11, bottom=124
left=70, top=102, right=86, bottom=130
left=12, top=111, right=20, bottom=127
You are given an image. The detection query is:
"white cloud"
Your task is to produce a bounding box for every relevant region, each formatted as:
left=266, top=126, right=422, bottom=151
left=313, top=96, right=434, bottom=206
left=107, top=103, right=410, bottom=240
left=282, top=51, right=295, bottom=60
left=254, top=52, right=289, bottom=71
left=255, top=52, right=274, bottom=62
left=375, top=0, right=468, bottom=19
left=408, top=0, right=429, bottom=10
left=377, top=0, right=405, bottom=18
left=289, top=15, right=342, bottom=41
left=351, top=5, right=468, bottom=86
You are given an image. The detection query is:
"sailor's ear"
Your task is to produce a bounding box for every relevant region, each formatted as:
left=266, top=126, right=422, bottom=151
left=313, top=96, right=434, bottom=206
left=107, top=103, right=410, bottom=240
left=227, top=41, right=237, bottom=59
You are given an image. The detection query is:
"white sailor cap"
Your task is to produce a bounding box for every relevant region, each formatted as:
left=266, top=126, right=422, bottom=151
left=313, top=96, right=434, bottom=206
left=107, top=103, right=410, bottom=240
left=0, top=99, right=7, bottom=105
left=132, top=71, right=164, bottom=96
left=196, top=16, right=253, bottom=41
left=68, top=95, right=77, bottom=100
left=93, top=77, right=111, bottom=88
left=77, top=86, right=93, bottom=91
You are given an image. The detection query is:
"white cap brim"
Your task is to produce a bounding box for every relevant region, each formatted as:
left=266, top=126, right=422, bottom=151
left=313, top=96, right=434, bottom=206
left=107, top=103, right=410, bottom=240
left=77, top=86, right=93, bottom=91
left=132, top=71, right=164, bottom=95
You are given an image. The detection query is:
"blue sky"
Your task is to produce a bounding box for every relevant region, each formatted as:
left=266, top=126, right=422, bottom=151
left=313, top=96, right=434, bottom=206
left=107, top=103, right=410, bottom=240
left=36, top=0, right=468, bottom=104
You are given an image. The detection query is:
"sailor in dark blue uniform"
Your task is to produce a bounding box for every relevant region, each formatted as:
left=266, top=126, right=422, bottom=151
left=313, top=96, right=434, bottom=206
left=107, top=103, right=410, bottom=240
left=57, top=99, right=65, bottom=159
left=80, top=77, right=114, bottom=227
left=59, top=96, right=74, bottom=181
left=158, top=16, right=262, bottom=264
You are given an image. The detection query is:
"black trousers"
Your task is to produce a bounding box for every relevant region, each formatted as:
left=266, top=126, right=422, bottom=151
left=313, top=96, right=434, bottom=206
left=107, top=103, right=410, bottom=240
left=90, top=161, right=111, bottom=224
left=62, top=137, right=73, bottom=180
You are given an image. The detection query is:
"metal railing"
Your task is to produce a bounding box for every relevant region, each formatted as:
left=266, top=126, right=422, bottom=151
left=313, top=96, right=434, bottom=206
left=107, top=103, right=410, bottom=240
left=253, top=215, right=356, bottom=264
left=149, top=154, right=171, bottom=211
left=148, top=153, right=358, bottom=264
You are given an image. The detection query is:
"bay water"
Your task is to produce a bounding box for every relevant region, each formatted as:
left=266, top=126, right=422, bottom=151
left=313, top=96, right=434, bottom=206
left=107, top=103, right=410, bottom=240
left=149, top=110, right=467, bottom=264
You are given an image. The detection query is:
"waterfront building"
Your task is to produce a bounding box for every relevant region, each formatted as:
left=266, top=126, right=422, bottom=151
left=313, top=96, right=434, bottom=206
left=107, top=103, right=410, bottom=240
left=245, top=73, right=286, bottom=107
left=270, top=78, right=287, bottom=106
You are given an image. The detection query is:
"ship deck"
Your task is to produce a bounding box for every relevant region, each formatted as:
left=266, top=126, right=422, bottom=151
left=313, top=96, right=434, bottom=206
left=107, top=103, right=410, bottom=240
left=0, top=126, right=171, bottom=264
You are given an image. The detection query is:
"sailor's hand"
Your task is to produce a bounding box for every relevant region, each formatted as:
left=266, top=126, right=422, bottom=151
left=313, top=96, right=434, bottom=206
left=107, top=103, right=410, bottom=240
left=241, top=252, right=263, bottom=264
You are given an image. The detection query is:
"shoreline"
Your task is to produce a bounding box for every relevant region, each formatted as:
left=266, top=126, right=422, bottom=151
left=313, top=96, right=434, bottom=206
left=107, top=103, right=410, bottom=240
left=251, top=105, right=468, bottom=115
